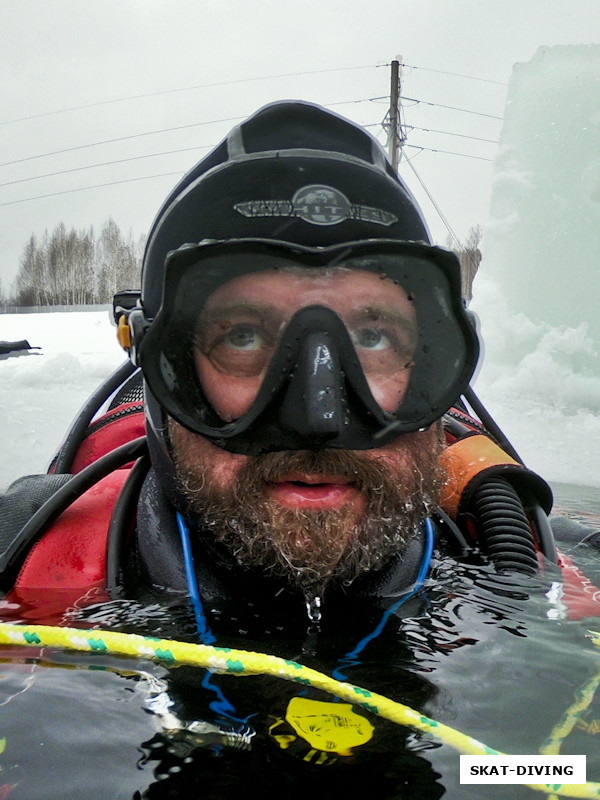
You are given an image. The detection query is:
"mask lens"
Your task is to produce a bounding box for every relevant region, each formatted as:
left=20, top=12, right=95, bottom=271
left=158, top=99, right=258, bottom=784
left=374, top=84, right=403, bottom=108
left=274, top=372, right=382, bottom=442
left=191, top=264, right=418, bottom=421
left=345, top=309, right=416, bottom=410
left=195, top=301, right=284, bottom=378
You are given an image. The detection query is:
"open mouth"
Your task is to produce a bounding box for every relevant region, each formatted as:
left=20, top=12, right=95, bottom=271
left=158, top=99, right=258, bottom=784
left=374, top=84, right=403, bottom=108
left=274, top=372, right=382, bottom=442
left=265, top=474, right=362, bottom=509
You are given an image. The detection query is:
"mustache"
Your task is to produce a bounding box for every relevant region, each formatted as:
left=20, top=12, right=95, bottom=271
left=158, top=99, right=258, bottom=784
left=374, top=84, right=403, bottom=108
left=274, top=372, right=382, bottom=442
left=239, top=448, right=391, bottom=488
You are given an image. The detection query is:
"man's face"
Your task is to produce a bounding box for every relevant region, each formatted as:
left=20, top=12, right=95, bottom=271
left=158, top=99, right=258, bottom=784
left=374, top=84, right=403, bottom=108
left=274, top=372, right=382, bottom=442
left=169, top=265, right=444, bottom=598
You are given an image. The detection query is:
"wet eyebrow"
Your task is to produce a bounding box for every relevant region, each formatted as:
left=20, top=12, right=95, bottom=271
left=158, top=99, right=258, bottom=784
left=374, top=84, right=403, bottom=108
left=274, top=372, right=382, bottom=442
left=349, top=306, right=418, bottom=342
left=200, top=301, right=283, bottom=323
left=195, top=302, right=285, bottom=346
left=196, top=301, right=417, bottom=343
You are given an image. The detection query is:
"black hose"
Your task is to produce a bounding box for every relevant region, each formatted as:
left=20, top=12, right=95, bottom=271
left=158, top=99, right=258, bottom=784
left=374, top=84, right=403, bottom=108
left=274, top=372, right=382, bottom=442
left=434, top=506, right=471, bottom=555
left=528, top=502, right=558, bottom=564
left=0, top=437, right=148, bottom=587
left=470, top=476, right=539, bottom=574
left=53, top=360, right=137, bottom=474
left=105, top=453, right=151, bottom=592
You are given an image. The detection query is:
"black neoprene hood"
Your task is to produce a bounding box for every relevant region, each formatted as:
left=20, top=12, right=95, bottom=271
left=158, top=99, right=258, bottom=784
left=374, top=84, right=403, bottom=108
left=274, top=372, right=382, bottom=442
left=141, top=100, right=431, bottom=318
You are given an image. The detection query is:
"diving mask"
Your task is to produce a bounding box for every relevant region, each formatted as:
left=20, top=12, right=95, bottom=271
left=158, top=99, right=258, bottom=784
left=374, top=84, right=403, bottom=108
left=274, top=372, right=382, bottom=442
left=130, top=237, right=480, bottom=454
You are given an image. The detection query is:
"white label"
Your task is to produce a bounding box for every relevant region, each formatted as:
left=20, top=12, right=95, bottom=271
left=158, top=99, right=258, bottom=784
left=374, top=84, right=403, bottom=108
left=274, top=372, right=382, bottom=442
left=460, top=755, right=586, bottom=785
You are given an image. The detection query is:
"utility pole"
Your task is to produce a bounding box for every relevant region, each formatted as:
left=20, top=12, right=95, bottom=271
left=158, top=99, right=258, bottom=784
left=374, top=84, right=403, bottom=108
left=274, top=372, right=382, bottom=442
left=386, top=58, right=406, bottom=172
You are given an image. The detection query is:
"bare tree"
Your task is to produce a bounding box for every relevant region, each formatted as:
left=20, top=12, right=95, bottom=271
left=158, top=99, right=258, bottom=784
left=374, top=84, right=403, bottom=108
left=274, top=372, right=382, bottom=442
left=118, top=229, right=144, bottom=291
left=16, top=233, right=48, bottom=306
left=71, top=228, right=95, bottom=304
left=95, top=218, right=141, bottom=303
left=47, top=222, right=69, bottom=304
left=12, top=218, right=143, bottom=308
left=447, top=225, right=483, bottom=303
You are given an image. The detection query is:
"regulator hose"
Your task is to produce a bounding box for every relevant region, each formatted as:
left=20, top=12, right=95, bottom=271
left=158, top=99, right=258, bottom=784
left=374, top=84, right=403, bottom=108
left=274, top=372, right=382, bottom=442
left=463, top=386, right=524, bottom=464
left=105, top=452, right=152, bottom=592
left=470, top=476, right=539, bottom=573
left=0, top=436, right=148, bottom=588
left=53, top=359, right=137, bottom=474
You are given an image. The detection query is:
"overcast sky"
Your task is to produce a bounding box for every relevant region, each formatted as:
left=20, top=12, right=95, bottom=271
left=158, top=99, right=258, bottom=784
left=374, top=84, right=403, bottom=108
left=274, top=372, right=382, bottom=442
left=1, top=0, right=599, bottom=291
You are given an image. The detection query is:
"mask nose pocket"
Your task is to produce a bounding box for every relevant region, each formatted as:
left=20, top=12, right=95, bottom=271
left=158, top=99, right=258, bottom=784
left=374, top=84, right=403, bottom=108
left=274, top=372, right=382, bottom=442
left=278, top=331, right=346, bottom=442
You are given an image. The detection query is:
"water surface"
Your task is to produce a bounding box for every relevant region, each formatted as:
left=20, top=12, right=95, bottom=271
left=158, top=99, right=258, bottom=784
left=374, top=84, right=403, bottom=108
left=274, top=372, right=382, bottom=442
left=0, top=484, right=599, bottom=799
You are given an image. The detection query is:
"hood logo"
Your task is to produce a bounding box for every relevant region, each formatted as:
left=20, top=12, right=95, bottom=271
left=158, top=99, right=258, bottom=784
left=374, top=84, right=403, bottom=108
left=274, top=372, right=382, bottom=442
left=234, top=184, right=397, bottom=227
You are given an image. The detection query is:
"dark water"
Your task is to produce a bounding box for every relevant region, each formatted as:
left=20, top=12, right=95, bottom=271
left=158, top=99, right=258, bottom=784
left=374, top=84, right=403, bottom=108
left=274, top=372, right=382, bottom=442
left=551, top=481, right=600, bottom=526
left=1, top=486, right=599, bottom=799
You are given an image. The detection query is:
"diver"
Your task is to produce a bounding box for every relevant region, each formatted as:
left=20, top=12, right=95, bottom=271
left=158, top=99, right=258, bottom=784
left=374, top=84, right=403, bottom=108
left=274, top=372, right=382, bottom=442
left=2, top=100, right=600, bottom=800
left=1, top=98, right=598, bottom=617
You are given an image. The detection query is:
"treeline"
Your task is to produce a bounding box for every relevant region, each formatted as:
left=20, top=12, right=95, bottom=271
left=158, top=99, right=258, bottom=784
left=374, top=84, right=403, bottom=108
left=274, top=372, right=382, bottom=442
left=5, top=218, right=145, bottom=308
left=1, top=219, right=483, bottom=309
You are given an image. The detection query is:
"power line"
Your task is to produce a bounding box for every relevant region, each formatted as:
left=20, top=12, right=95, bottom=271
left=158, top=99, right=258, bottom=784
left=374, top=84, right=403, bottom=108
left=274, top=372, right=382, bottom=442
left=336, top=119, right=496, bottom=162
left=0, top=115, right=245, bottom=169
left=401, top=95, right=503, bottom=121
left=393, top=64, right=492, bottom=245
left=0, top=135, right=494, bottom=208
left=0, top=145, right=214, bottom=189
left=0, top=69, right=498, bottom=207
left=1, top=60, right=505, bottom=129
left=0, top=172, right=183, bottom=208
left=400, top=152, right=462, bottom=248
left=406, top=125, right=499, bottom=145
left=0, top=64, right=380, bottom=127
left=404, top=143, right=493, bottom=162
left=400, top=62, right=508, bottom=87
left=0, top=95, right=387, bottom=172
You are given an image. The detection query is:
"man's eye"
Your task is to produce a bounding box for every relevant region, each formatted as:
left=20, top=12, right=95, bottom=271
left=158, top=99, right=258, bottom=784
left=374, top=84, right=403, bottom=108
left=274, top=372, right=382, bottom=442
left=225, top=326, right=263, bottom=350
left=353, top=328, right=390, bottom=350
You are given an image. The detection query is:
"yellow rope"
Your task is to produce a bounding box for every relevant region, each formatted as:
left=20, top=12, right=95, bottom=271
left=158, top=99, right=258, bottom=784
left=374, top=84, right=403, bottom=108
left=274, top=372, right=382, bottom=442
left=541, top=670, right=600, bottom=756
left=0, top=622, right=598, bottom=798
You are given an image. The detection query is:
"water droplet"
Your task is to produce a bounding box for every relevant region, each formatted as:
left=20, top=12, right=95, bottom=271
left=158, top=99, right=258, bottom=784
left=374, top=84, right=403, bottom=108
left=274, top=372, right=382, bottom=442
left=305, top=594, right=322, bottom=623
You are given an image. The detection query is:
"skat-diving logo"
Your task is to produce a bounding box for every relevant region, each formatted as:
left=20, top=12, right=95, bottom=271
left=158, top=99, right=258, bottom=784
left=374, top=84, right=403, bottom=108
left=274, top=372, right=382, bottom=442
left=234, top=184, right=398, bottom=227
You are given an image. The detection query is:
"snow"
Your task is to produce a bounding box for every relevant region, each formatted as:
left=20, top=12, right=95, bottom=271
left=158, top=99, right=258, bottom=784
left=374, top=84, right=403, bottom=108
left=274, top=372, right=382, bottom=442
left=0, top=309, right=123, bottom=490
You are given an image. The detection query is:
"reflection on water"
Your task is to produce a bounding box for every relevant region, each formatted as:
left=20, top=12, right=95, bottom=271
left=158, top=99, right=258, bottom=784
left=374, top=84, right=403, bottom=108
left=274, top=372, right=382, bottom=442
left=1, top=491, right=600, bottom=798
left=552, top=481, right=600, bottom=528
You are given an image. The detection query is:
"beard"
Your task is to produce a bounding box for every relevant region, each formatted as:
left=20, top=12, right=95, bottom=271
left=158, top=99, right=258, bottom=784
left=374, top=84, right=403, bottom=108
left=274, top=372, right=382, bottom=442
left=170, top=425, right=444, bottom=599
